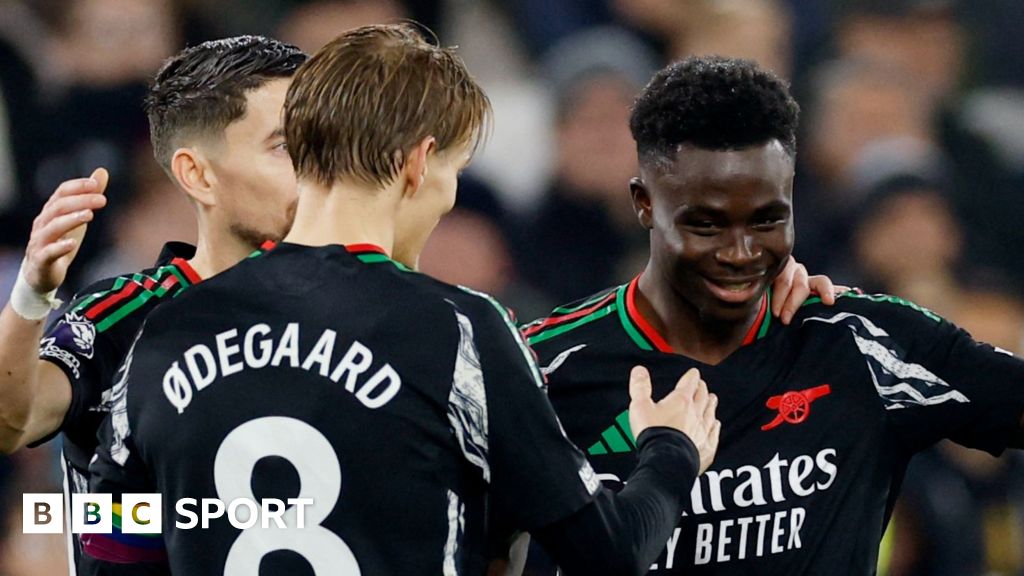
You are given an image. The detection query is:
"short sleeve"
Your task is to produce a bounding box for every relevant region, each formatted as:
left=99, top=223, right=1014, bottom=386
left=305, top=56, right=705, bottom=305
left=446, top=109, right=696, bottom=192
left=447, top=293, right=599, bottom=530
left=34, top=282, right=124, bottom=444
left=831, top=296, right=1024, bottom=455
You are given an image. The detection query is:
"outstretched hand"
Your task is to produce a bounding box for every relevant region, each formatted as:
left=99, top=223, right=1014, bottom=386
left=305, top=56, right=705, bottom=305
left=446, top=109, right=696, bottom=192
left=628, top=366, right=721, bottom=474
left=23, top=168, right=109, bottom=294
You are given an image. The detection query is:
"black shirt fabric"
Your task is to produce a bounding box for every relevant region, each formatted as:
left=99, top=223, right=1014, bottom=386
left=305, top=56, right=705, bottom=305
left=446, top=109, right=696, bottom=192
left=523, top=280, right=1024, bottom=575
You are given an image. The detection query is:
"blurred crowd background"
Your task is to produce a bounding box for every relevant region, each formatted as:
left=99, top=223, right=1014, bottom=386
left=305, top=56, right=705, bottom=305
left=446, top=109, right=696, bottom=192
left=0, top=0, right=1022, bottom=573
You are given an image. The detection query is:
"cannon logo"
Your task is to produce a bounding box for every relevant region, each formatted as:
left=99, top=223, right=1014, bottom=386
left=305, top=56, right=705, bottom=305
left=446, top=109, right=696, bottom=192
left=761, top=385, right=831, bottom=431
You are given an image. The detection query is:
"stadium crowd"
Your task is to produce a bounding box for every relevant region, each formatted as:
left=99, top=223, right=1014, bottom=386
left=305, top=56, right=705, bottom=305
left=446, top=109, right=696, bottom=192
left=0, top=0, right=1022, bottom=573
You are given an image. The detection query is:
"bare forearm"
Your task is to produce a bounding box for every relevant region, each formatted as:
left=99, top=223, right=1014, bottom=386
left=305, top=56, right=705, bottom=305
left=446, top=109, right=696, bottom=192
left=0, top=303, right=50, bottom=449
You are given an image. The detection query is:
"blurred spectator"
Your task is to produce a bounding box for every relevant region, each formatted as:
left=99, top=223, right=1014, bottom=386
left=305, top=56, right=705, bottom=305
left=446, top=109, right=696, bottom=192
left=0, top=7, right=46, bottom=248
left=849, top=175, right=960, bottom=313
left=795, top=59, right=940, bottom=273
left=50, top=0, right=179, bottom=89
left=19, top=0, right=182, bottom=291
left=277, top=0, right=406, bottom=53
left=610, top=0, right=705, bottom=58
left=419, top=191, right=553, bottom=321
left=836, top=0, right=964, bottom=98
left=515, top=27, right=657, bottom=304
left=683, top=0, right=793, bottom=79
left=80, top=147, right=197, bottom=285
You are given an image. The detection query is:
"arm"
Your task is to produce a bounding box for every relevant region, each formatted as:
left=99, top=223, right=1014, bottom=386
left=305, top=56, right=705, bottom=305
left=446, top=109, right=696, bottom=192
left=532, top=428, right=700, bottom=576
left=0, top=169, right=108, bottom=451
left=830, top=295, right=1024, bottom=453
left=465, top=298, right=718, bottom=575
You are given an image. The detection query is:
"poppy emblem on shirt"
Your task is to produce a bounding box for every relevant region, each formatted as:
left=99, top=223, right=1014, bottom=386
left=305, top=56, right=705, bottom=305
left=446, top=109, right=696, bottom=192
left=761, top=384, right=832, bottom=431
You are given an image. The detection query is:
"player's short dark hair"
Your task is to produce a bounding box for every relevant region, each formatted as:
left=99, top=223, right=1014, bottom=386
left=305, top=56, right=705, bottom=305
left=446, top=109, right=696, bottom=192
left=147, top=36, right=307, bottom=174
left=629, top=55, right=800, bottom=171
left=284, top=24, right=491, bottom=188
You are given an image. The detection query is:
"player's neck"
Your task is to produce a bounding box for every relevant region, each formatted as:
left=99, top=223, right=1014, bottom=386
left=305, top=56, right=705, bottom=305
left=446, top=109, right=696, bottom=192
left=284, top=179, right=397, bottom=256
left=188, top=224, right=254, bottom=280
left=637, top=268, right=764, bottom=365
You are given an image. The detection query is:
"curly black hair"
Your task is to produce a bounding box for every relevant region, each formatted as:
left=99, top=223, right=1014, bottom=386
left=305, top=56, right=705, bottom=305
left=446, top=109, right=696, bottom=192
left=146, top=36, right=307, bottom=174
left=629, top=55, right=799, bottom=170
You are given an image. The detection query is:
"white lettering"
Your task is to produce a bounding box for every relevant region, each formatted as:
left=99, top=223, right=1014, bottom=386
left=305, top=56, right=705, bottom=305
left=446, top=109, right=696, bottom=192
left=754, top=514, right=771, bottom=557
left=301, top=329, right=337, bottom=377
left=228, top=499, right=258, bottom=530
left=163, top=361, right=192, bottom=414
left=816, top=449, right=838, bottom=490
left=705, top=469, right=734, bottom=512
left=733, top=465, right=767, bottom=508
left=261, top=499, right=287, bottom=529
left=771, top=511, right=786, bottom=554
left=765, top=453, right=789, bottom=503
left=175, top=498, right=198, bottom=529
left=788, top=455, right=816, bottom=497
left=271, top=323, right=300, bottom=367
left=788, top=507, right=806, bottom=549
left=184, top=344, right=216, bottom=391
left=216, top=329, right=243, bottom=377
left=331, top=341, right=373, bottom=391
left=243, top=324, right=273, bottom=368
left=736, top=517, right=753, bottom=560
left=201, top=499, right=224, bottom=529
left=663, top=527, right=681, bottom=569
left=695, top=523, right=713, bottom=565
left=716, top=519, right=734, bottom=562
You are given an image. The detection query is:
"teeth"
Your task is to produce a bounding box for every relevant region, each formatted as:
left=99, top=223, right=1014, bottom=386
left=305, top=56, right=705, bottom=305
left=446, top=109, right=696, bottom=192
left=720, top=282, right=753, bottom=292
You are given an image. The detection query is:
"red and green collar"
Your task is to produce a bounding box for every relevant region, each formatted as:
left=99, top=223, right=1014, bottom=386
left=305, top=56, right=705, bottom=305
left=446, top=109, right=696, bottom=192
left=618, top=276, right=772, bottom=353
left=247, top=241, right=408, bottom=268
left=169, top=257, right=202, bottom=285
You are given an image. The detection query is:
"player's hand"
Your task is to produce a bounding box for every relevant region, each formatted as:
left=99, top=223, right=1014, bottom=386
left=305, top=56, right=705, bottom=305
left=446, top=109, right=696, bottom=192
left=771, top=256, right=848, bottom=325
left=628, top=366, right=720, bottom=474
left=23, top=168, right=109, bottom=293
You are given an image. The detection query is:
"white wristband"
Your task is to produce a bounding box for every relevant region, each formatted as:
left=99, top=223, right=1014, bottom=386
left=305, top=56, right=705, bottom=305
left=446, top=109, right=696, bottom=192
left=9, top=263, right=62, bottom=320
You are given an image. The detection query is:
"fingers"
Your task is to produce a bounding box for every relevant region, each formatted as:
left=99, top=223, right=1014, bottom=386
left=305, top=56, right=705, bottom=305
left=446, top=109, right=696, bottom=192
left=693, top=376, right=709, bottom=409
left=673, top=367, right=701, bottom=396
left=34, top=237, right=78, bottom=267
left=36, top=209, right=95, bottom=246
left=628, top=366, right=653, bottom=405
left=778, top=262, right=809, bottom=325
left=702, top=391, right=718, bottom=424
left=89, top=167, right=110, bottom=195
left=771, top=255, right=796, bottom=317
left=707, top=420, right=721, bottom=457
left=37, top=190, right=107, bottom=229
left=809, top=275, right=837, bottom=305
left=46, top=176, right=102, bottom=204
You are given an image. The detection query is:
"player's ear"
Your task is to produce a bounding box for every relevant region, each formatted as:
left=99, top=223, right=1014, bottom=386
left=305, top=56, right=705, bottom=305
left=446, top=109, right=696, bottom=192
left=402, top=136, right=436, bottom=198
left=171, top=147, right=217, bottom=207
left=630, top=177, right=653, bottom=230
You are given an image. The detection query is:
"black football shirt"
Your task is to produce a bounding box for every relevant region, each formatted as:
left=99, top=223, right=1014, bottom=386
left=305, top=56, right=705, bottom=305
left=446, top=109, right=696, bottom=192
left=522, top=277, right=1024, bottom=575
left=36, top=241, right=202, bottom=573
left=86, top=243, right=600, bottom=575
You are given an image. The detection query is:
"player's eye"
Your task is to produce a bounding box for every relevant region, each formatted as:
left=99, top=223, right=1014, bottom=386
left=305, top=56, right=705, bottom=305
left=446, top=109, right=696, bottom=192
left=752, top=217, right=787, bottom=231
left=683, top=220, right=722, bottom=236
left=272, top=141, right=288, bottom=153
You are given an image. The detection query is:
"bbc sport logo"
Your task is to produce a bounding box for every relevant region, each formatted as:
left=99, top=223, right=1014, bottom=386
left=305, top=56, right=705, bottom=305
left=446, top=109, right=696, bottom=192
left=23, top=494, right=314, bottom=534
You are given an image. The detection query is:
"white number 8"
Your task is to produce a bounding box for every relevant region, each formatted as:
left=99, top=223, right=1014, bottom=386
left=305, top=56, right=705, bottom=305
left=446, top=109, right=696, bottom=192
left=214, top=416, right=361, bottom=575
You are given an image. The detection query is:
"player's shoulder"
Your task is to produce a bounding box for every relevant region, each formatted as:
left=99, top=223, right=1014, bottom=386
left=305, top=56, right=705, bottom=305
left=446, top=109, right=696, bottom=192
left=521, top=284, right=624, bottom=355
left=408, top=272, right=520, bottom=331
left=794, top=290, right=946, bottom=335
left=56, top=260, right=199, bottom=337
